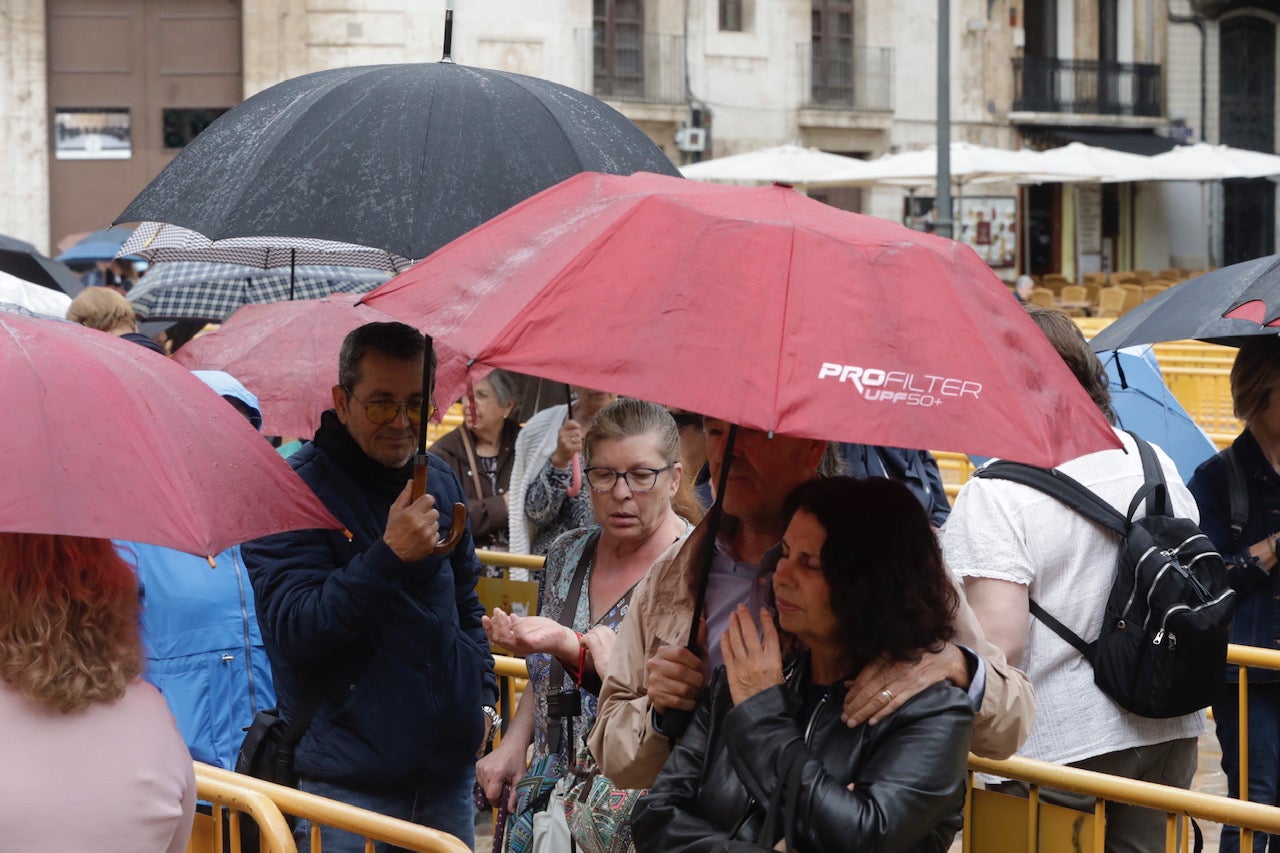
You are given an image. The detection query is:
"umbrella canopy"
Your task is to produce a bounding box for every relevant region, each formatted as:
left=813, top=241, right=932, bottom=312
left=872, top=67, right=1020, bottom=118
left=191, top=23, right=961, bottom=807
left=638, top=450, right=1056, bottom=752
left=115, top=63, right=680, bottom=259
left=1148, top=142, right=1280, bottom=181
left=813, top=141, right=1067, bottom=188
left=173, top=294, right=433, bottom=438
left=119, top=221, right=415, bottom=273
left=0, top=312, right=341, bottom=555
left=129, top=261, right=391, bottom=322
left=56, top=225, right=135, bottom=264
left=680, top=144, right=873, bottom=186
left=0, top=271, right=73, bottom=317
left=363, top=171, right=1120, bottom=468
left=1102, top=347, right=1217, bottom=482
left=0, top=234, right=84, bottom=295
left=1014, top=142, right=1168, bottom=184
left=1090, top=255, right=1280, bottom=350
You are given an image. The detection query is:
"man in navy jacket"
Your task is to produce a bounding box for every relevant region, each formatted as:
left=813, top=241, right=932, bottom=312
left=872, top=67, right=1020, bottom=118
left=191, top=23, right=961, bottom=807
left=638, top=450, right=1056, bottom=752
left=244, top=322, right=496, bottom=851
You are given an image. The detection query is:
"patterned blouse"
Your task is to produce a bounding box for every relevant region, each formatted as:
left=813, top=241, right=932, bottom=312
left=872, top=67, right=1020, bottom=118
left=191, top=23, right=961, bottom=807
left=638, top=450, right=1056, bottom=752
left=527, top=527, right=635, bottom=763
left=524, top=459, right=595, bottom=556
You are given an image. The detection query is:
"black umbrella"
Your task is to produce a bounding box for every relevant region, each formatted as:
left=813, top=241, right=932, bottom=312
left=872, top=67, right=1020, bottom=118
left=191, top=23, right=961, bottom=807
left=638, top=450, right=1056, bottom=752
left=115, top=63, right=680, bottom=259
left=0, top=234, right=84, bottom=296
left=1090, top=255, right=1280, bottom=351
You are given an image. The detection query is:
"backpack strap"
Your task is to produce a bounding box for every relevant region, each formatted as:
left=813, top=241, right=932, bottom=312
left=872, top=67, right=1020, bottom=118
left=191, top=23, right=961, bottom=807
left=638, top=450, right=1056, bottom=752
left=1028, top=599, right=1095, bottom=660
left=1127, top=431, right=1170, bottom=519
left=1222, top=445, right=1249, bottom=548
left=973, top=460, right=1127, bottom=535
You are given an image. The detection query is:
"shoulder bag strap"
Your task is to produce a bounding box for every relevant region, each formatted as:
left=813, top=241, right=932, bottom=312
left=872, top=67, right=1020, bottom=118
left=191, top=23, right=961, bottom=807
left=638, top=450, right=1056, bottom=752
left=547, top=530, right=601, bottom=756
left=459, top=426, right=488, bottom=498
left=1222, top=445, right=1250, bottom=547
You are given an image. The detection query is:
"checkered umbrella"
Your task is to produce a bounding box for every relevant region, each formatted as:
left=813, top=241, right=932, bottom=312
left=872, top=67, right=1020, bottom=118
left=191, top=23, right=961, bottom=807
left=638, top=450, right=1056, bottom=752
left=118, top=222, right=415, bottom=273
left=129, top=261, right=391, bottom=321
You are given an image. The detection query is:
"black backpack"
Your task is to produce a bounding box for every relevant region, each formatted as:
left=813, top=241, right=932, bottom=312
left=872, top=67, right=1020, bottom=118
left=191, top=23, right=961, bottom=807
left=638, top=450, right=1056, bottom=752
left=973, top=434, right=1236, bottom=719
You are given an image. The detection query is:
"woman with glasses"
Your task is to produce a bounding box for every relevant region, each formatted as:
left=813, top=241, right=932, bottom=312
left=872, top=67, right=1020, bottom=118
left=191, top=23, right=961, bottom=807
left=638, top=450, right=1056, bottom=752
left=429, top=370, right=523, bottom=555
left=477, top=399, right=703, bottom=838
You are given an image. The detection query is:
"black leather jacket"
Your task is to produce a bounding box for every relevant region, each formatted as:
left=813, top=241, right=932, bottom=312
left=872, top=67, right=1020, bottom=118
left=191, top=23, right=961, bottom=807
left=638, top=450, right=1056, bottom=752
left=633, top=658, right=974, bottom=852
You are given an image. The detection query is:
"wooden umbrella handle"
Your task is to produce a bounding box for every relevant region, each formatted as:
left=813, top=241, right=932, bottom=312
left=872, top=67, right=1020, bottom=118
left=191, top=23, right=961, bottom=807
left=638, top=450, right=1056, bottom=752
left=412, top=453, right=468, bottom=554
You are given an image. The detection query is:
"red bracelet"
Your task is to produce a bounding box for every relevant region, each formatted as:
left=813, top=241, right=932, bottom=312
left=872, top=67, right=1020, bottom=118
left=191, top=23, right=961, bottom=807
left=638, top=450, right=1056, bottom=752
left=576, top=637, right=588, bottom=689
left=558, top=631, right=585, bottom=678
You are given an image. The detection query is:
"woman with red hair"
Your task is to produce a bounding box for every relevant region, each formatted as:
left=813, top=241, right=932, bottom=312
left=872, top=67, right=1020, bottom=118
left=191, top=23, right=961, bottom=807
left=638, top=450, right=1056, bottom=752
left=0, top=533, right=196, bottom=851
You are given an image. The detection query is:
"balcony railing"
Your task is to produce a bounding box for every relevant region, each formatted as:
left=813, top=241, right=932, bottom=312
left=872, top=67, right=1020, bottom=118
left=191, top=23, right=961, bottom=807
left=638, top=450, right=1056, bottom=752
left=574, top=29, right=685, bottom=104
left=1012, top=56, right=1162, bottom=117
left=799, top=42, right=894, bottom=112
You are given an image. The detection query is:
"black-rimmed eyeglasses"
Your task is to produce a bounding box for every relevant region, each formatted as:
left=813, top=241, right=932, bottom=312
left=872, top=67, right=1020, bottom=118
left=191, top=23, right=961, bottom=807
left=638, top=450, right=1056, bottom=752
left=583, top=465, right=674, bottom=493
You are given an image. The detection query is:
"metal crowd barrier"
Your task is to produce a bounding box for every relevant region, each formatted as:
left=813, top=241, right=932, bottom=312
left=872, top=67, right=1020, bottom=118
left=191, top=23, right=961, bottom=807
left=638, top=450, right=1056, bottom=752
left=193, top=763, right=471, bottom=853
left=477, top=533, right=1280, bottom=853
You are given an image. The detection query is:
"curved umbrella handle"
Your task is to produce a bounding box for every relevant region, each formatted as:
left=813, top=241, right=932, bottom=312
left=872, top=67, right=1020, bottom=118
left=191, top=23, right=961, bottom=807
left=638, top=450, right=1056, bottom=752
left=412, top=453, right=469, bottom=554
left=566, top=451, right=583, bottom=498
left=433, top=502, right=467, bottom=554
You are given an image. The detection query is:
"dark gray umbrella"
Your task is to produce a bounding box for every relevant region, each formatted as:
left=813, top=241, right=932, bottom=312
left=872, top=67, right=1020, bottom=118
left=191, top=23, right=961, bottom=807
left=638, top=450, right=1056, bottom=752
left=0, top=234, right=84, bottom=296
left=1090, top=255, right=1280, bottom=351
left=115, top=63, right=681, bottom=259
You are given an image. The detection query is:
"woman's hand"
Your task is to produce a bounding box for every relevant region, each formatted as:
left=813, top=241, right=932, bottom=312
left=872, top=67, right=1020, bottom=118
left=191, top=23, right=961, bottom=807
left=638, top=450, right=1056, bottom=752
left=722, top=605, right=784, bottom=706
left=476, top=737, right=526, bottom=812
left=581, top=625, right=617, bottom=678
left=483, top=608, right=577, bottom=659
left=550, top=419, right=585, bottom=468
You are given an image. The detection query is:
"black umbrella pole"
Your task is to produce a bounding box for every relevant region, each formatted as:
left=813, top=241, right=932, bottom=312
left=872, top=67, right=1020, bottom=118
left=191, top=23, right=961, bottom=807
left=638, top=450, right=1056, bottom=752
left=412, top=335, right=435, bottom=501
left=662, top=423, right=737, bottom=739
left=441, top=2, right=454, bottom=62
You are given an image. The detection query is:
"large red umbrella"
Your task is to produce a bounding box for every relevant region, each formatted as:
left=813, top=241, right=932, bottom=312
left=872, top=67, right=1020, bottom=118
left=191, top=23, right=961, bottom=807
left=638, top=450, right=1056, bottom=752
left=363, top=171, right=1119, bottom=468
left=1, top=313, right=342, bottom=556
left=174, top=294, right=405, bottom=438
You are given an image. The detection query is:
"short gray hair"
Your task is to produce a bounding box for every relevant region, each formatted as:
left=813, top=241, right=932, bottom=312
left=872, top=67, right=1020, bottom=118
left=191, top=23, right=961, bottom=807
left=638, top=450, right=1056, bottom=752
left=483, top=369, right=522, bottom=408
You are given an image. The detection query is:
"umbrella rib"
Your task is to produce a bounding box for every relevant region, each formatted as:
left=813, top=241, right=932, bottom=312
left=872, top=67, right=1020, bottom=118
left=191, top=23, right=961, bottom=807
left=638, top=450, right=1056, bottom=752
left=769, top=189, right=800, bottom=435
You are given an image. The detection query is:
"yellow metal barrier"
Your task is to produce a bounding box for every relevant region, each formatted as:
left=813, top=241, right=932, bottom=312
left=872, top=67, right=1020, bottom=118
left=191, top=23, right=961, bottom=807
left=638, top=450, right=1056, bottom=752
left=967, top=644, right=1280, bottom=851
left=477, top=550, right=546, bottom=572
left=964, top=754, right=1280, bottom=852
left=194, top=764, right=471, bottom=853
left=191, top=768, right=295, bottom=853
left=480, top=522, right=1280, bottom=849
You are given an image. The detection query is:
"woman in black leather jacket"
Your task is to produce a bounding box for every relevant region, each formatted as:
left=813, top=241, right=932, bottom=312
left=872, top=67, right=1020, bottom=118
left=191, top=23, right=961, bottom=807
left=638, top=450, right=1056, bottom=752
left=632, top=477, right=975, bottom=852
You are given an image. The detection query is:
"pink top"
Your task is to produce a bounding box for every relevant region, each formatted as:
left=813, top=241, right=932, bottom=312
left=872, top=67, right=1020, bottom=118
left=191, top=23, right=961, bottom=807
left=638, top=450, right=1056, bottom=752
left=0, top=677, right=196, bottom=852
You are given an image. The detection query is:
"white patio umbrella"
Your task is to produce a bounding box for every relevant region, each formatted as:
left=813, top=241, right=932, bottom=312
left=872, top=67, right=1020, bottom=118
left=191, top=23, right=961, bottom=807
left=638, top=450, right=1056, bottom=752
left=679, top=144, right=874, bottom=187
left=813, top=142, right=1069, bottom=188
left=1013, top=142, right=1168, bottom=184
left=1146, top=143, right=1280, bottom=268
left=1149, top=143, right=1280, bottom=181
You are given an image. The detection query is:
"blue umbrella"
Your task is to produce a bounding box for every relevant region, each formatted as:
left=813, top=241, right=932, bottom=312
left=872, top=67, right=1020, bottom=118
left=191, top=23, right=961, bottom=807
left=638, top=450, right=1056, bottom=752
left=56, top=225, right=136, bottom=264
left=1102, top=346, right=1218, bottom=483
left=968, top=347, right=1217, bottom=480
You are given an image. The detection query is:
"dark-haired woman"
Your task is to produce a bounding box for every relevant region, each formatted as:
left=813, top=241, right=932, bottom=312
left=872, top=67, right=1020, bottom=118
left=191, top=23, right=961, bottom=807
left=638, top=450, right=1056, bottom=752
left=632, top=477, right=974, bottom=853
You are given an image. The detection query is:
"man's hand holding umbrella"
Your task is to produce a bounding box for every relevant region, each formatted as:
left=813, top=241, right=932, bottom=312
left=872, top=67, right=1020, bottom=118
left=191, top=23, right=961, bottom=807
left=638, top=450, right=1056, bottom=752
left=382, top=481, right=441, bottom=562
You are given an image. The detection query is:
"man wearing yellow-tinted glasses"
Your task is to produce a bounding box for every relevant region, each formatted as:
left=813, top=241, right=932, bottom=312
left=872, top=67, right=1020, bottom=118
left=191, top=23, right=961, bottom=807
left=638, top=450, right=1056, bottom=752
left=243, top=321, right=497, bottom=852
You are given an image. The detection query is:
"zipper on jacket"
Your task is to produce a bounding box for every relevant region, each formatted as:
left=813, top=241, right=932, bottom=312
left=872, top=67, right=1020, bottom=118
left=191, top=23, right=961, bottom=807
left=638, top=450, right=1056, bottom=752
left=805, top=692, right=830, bottom=745
left=232, top=549, right=261, bottom=713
